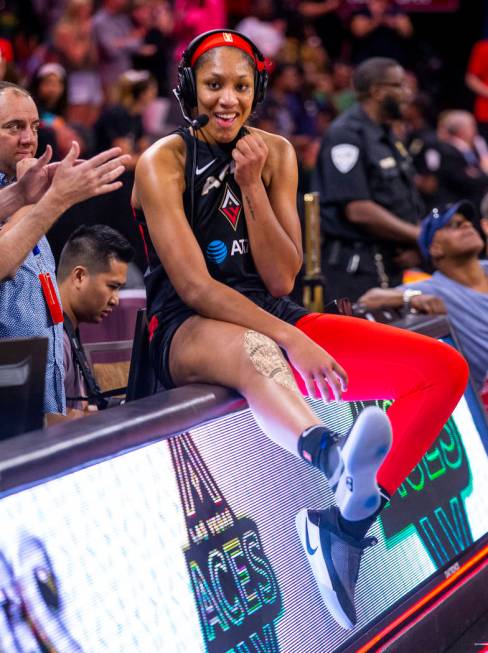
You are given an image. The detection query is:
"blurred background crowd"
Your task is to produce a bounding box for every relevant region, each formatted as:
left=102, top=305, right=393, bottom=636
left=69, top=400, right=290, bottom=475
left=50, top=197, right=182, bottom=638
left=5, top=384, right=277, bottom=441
left=1, top=0, right=488, bottom=269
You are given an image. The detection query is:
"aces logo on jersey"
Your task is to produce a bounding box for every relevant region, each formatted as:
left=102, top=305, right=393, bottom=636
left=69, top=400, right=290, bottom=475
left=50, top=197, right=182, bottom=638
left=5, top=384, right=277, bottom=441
left=219, top=184, right=242, bottom=230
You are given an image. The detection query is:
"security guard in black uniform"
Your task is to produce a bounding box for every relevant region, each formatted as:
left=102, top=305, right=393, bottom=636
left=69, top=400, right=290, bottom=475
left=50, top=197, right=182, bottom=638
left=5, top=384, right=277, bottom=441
left=313, top=57, right=424, bottom=303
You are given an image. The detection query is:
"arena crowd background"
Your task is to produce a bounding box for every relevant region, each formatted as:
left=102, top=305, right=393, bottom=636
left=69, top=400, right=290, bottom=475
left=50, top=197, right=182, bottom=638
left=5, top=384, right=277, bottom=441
left=1, top=6, right=488, bottom=651
left=2, top=0, right=488, bottom=272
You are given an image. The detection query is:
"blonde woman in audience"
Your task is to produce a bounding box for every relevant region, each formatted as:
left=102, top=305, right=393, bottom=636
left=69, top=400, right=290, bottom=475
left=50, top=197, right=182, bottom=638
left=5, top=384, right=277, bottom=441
left=52, top=0, right=103, bottom=127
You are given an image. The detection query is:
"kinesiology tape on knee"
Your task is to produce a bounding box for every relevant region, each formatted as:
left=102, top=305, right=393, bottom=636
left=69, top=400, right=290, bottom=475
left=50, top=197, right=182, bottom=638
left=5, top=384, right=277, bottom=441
left=244, top=330, right=299, bottom=393
left=297, top=425, right=342, bottom=486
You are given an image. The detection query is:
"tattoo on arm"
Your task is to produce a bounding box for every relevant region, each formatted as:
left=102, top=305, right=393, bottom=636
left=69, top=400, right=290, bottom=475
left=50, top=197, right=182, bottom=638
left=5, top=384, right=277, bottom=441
left=245, top=195, right=256, bottom=221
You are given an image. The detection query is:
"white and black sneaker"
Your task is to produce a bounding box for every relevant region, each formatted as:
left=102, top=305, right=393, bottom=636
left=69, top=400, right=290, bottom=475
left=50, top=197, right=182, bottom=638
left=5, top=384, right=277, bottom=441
left=334, top=406, right=392, bottom=521
left=296, top=505, right=377, bottom=630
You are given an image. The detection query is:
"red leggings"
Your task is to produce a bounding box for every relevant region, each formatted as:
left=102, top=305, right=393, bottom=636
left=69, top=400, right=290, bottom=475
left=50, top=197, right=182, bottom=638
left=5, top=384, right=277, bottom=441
left=294, top=313, right=469, bottom=496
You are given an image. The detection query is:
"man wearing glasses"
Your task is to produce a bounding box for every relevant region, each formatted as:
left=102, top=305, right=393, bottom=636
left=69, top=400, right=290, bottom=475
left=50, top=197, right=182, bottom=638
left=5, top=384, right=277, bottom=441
left=313, top=56, right=423, bottom=302
left=359, top=200, right=488, bottom=393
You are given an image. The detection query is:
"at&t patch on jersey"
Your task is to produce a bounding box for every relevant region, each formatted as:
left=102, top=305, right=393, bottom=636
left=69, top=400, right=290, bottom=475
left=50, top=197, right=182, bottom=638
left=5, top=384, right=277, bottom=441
left=206, top=240, right=228, bottom=264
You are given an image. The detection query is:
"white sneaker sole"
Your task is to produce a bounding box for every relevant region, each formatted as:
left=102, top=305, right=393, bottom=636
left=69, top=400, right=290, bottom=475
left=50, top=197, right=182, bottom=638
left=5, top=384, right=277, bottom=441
left=295, top=508, right=354, bottom=630
left=335, top=406, right=392, bottom=521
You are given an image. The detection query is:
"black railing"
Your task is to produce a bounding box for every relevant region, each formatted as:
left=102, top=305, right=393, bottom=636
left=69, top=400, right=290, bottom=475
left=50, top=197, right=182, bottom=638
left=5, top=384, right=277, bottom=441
left=0, top=383, right=246, bottom=499
left=0, top=314, right=456, bottom=499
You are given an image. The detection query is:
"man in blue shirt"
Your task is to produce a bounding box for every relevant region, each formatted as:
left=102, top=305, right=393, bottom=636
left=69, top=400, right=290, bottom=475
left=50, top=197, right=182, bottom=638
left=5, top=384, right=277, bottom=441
left=358, top=200, right=488, bottom=390
left=0, top=81, right=130, bottom=423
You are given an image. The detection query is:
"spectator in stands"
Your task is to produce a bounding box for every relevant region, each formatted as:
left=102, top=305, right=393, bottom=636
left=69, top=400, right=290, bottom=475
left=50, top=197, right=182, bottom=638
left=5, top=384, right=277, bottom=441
left=480, top=191, right=488, bottom=255
left=404, top=93, right=440, bottom=211
left=299, top=39, right=335, bottom=114
left=312, top=57, right=423, bottom=302
left=330, top=61, right=355, bottom=114
left=0, top=38, right=20, bottom=84
left=129, top=0, right=175, bottom=138
left=255, top=61, right=322, bottom=193
left=172, top=0, right=227, bottom=62
left=349, top=0, right=413, bottom=68
left=235, top=0, right=286, bottom=60
left=52, top=0, right=103, bottom=128
left=358, top=200, right=488, bottom=391
left=92, top=0, right=150, bottom=99
left=95, top=69, right=156, bottom=166
left=432, top=110, right=488, bottom=215
left=0, top=81, right=130, bottom=423
left=257, top=63, right=320, bottom=144
left=466, top=38, right=488, bottom=143
left=294, top=0, right=345, bottom=60
left=131, top=0, right=174, bottom=99
left=30, top=63, right=87, bottom=157
left=306, top=64, right=335, bottom=111
left=57, top=225, right=133, bottom=411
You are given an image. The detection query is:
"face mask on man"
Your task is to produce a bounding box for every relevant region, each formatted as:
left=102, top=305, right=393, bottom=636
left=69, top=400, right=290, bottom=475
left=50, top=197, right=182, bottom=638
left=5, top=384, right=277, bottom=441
left=380, top=95, right=402, bottom=122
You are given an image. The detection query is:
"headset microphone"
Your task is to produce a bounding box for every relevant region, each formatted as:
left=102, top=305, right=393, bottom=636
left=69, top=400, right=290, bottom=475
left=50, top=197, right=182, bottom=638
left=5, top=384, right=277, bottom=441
left=191, top=114, right=209, bottom=130
left=173, top=88, right=209, bottom=131
left=184, top=112, right=210, bottom=232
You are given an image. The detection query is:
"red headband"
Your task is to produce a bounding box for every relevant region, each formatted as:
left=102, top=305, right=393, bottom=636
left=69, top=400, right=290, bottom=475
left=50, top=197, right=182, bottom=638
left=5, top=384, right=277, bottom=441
left=190, top=32, right=265, bottom=72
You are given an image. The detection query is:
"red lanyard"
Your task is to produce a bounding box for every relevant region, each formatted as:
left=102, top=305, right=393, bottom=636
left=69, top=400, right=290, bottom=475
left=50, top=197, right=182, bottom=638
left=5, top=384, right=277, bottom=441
left=33, top=244, right=63, bottom=325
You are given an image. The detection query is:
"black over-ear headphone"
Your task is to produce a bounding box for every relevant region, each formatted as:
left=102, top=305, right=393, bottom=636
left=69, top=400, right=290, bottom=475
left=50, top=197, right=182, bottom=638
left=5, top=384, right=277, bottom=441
left=175, top=29, right=268, bottom=118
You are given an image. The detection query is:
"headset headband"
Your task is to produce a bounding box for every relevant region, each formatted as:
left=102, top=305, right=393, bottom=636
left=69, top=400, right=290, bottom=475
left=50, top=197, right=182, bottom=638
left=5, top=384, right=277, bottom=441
left=189, top=32, right=265, bottom=71
left=175, top=30, right=268, bottom=116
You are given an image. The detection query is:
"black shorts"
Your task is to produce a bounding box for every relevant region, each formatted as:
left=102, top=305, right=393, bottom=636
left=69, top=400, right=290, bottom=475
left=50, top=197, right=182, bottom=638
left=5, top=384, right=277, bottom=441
left=149, top=291, right=309, bottom=389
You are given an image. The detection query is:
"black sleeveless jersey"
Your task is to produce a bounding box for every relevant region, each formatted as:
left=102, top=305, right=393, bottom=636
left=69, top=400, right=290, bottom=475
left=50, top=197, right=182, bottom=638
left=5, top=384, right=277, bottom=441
left=137, top=127, right=268, bottom=318
left=136, top=127, right=308, bottom=330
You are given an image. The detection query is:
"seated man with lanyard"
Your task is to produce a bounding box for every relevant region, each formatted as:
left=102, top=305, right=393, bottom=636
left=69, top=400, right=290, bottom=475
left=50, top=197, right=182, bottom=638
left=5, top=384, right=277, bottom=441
left=57, top=225, right=133, bottom=412
left=0, top=81, right=130, bottom=425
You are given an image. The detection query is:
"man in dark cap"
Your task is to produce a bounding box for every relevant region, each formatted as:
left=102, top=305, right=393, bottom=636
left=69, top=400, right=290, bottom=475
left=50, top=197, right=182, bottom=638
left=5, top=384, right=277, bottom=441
left=358, top=200, right=488, bottom=390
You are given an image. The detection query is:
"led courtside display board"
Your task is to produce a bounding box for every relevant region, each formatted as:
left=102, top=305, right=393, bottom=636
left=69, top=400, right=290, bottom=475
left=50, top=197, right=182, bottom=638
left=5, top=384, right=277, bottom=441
left=0, top=338, right=486, bottom=652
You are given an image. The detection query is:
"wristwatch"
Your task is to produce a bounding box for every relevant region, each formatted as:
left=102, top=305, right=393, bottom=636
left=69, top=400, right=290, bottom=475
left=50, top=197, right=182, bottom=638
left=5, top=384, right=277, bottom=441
left=403, top=288, right=422, bottom=312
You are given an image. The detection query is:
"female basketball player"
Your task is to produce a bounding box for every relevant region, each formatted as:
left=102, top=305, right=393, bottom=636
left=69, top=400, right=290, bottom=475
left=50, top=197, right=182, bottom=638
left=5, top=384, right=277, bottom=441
left=132, top=30, right=468, bottom=630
